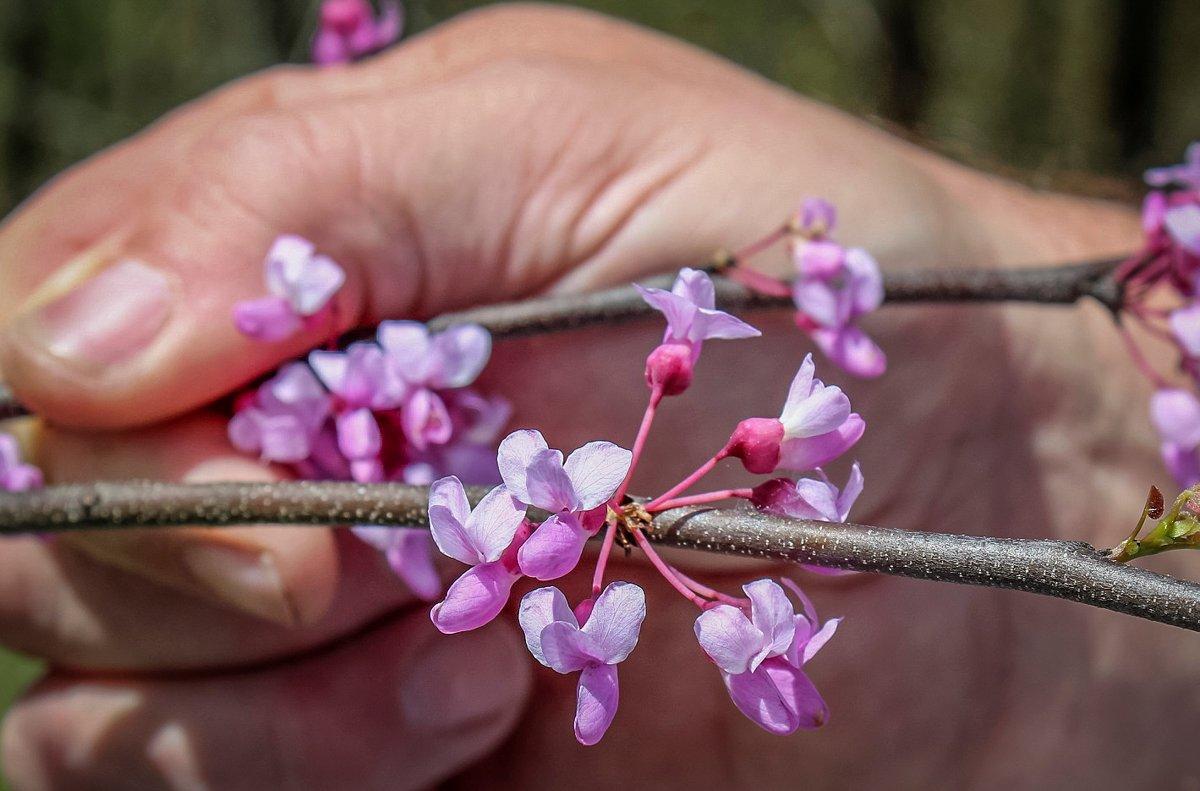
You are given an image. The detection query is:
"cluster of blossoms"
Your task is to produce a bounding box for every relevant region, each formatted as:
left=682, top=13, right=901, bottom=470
left=1112, top=144, right=1200, bottom=488
left=722, top=197, right=887, bottom=378
left=229, top=236, right=509, bottom=600
left=311, top=0, right=403, bottom=66
left=0, top=434, right=41, bottom=493
left=419, top=266, right=861, bottom=744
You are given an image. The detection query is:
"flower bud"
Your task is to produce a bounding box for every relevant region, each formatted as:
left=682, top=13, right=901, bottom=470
left=726, top=417, right=785, bottom=474
left=645, top=342, right=695, bottom=396
left=749, top=477, right=796, bottom=513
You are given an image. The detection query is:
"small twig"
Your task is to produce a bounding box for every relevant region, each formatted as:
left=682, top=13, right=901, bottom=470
left=0, top=258, right=1127, bottom=419
left=2, top=479, right=1197, bottom=633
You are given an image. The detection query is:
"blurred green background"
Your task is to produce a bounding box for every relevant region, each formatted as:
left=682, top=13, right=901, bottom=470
left=0, top=0, right=1196, bottom=782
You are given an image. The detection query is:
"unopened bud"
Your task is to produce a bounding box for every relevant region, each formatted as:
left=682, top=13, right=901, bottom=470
left=645, top=342, right=695, bottom=396
left=726, top=417, right=784, bottom=474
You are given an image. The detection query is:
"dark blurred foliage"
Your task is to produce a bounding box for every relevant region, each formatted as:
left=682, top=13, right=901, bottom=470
left=0, top=1, right=1196, bottom=213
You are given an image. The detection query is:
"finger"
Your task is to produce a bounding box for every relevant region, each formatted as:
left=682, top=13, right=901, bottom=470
left=1, top=613, right=530, bottom=791
left=0, top=415, right=418, bottom=670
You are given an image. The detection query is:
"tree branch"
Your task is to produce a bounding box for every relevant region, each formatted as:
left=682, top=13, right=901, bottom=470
left=3, top=478, right=1197, bottom=633
left=0, top=259, right=1124, bottom=418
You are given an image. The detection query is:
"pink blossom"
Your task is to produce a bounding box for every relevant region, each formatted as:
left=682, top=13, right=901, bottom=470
left=693, top=578, right=839, bottom=734
left=519, top=582, right=646, bottom=745
left=752, top=462, right=864, bottom=523
left=498, top=430, right=631, bottom=580
left=428, top=476, right=529, bottom=634
left=793, top=247, right=886, bottom=378
left=351, top=526, right=441, bottom=601
left=1170, top=302, right=1200, bottom=358
left=0, top=434, right=42, bottom=493
left=727, top=354, right=865, bottom=474
left=312, top=0, right=403, bottom=66
left=1152, top=389, right=1200, bottom=488
left=1145, top=142, right=1200, bottom=190
left=636, top=268, right=760, bottom=394
left=377, top=321, right=491, bottom=449
left=233, top=236, right=345, bottom=342
left=1165, top=205, right=1200, bottom=256
left=228, top=363, right=332, bottom=464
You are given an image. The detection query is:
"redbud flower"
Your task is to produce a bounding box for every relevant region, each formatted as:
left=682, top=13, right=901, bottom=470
left=519, top=582, right=646, bottom=745
left=233, top=236, right=346, bottom=341
left=793, top=248, right=886, bottom=378
left=377, top=321, right=491, bottom=449
left=727, top=354, right=865, bottom=474
left=1151, top=389, right=1200, bottom=488
left=312, top=0, right=403, bottom=66
left=228, top=363, right=333, bottom=464
left=694, top=578, right=839, bottom=734
left=1145, top=142, right=1200, bottom=190
left=636, top=268, right=760, bottom=394
left=0, top=434, right=42, bottom=493
left=428, top=476, right=528, bottom=634
left=1170, top=302, right=1200, bottom=358
left=498, top=430, right=632, bottom=580
left=351, top=526, right=441, bottom=601
left=752, top=462, right=863, bottom=522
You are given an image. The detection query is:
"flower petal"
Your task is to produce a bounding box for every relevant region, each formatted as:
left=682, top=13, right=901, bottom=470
left=693, top=308, right=762, bottom=342
left=836, top=462, right=864, bottom=521
left=263, top=235, right=316, bottom=296
left=288, top=254, right=345, bottom=316
left=580, top=581, right=646, bottom=664
left=497, top=429, right=549, bottom=504
left=723, top=659, right=828, bottom=735
left=377, top=320, right=432, bottom=380
left=335, top=408, right=381, bottom=461
left=574, top=663, right=620, bottom=746
left=788, top=477, right=841, bottom=521
left=427, top=476, right=479, bottom=565
left=1172, top=302, right=1200, bottom=357
left=233, top=296, right=301, bottom=341
left=540, top=620, right=596, bottom=673
left=402, top=388, right=453, bottom=450
left=429, top=324, right=492, bottom=389
left=694, top=604, right=764, bottom=675
left=1165, top=205, right=1200, bottom=255
left=792, top=279, right=844, bottom=328
left=1151, top=389, right=1200, bottom=449
left=430, top=561, right=520, bottom=634
left=744, top=579, right=796, bottom=668
left=799, top=616, right=842, bottom=665
left=464, top=484, right=526, bottom=563
left=635, top=285, right=698, bottom=343
left=563, top=441, right=632, bottom=510
left=517, top=512, right=590, bottom=580
left=518, top=586, right=577, bottom=666
left=779, top=380, right=851, bottom=439
left=525, top=448, right=578, bottom=512
left=844, top=248, right=884, bottom=314
left=811, top=325, right=887, bottom=379
left=672, top=267, right=716, bottom=309
left=356, top=527, right=443, bottom=602
left=778, top=414, right=865, bottom=472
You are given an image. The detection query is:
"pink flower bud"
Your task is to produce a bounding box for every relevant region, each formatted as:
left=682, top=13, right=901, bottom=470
left=726, top=418, right=785, bottom=474
left=645, top=342, right=695, bottom=396
left=749, top=477, right=795, bottom=511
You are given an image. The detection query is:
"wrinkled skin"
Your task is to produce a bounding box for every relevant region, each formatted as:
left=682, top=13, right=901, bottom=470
left=0, top=5, right=1182, bottom=789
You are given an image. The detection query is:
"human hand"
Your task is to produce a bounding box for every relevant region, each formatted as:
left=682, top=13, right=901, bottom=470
left=0, top=4, right=1166, bottom=788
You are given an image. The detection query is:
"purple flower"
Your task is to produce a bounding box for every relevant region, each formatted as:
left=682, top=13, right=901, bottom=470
left=312, top=0, right=403, bottom=66
left=427, top=476, right=528, bottom=634
left=228, top=363, right=332, bottom=464
left=793, top=248, right=886, bottom=378
left=519, top=582, right=646, bottom=745
left=377, top=322, right=491, bottom=449
left=752, top=463, right=863, bottom=522
left=352, top=526, right=441, bottom=601
left=727, top=354, right=864, bottom=474
left=1165, top=205, right=1200, bottom=257
left=797, top=197, right=837, bottom=237
left=498, top=430, right=632, bottom=581
left=234, top=236, right=346, bottom=342
left=636, top=268, right=760, bottom=394
left=1171, top=301, right=1200, bottom=357
left=309, top=342, right=406, bottom=481
left=1145, top=142, right=1200, bottom=190
left=1151, top=388, right=1200, bottom=488
left=0, top=434, right=42, bottom=493
left=693, top=578, right=839, bottom=735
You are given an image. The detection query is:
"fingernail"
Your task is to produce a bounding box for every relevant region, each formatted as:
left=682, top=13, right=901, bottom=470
left=12, top=260, right=175, bottom=374
left=181, top=543, right=299, bottom=627
left=401, top=625, right=527, bottom=732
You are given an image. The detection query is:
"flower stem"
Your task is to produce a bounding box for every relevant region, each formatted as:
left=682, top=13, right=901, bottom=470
left=591, top=517, right=620, bottom=598
left=672, top=567, right=750, bottom=607
left=613, top=385, right=663, bottom=504
left=731, top=225, right=789, bottom=262
left=1118, top=324, right=1170, bottom=389
left=648, top=488, right=753, bottom=512
left=644, top=450, right=728, bottom=511
left=724, top=265, right=793, bottom=298
left=631, top=527, right=707, bottom=607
